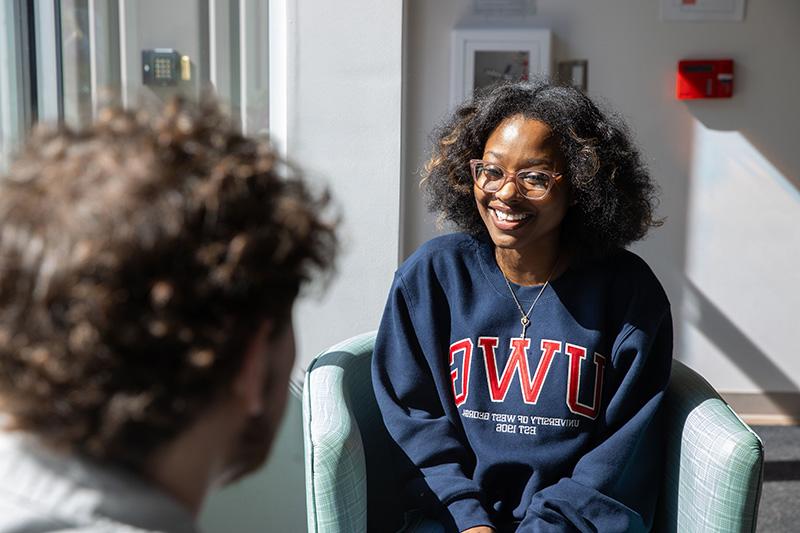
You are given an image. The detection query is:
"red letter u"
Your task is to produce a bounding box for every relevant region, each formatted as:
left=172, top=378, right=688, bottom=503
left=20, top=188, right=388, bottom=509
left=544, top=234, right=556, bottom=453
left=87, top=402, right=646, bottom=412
left=564, top=343, right=606, bottom=420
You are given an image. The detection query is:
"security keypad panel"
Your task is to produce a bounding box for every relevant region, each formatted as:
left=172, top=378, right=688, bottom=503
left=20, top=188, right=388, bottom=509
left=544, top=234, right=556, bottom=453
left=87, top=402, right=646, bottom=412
left=142, top=49, right=181, bottom=86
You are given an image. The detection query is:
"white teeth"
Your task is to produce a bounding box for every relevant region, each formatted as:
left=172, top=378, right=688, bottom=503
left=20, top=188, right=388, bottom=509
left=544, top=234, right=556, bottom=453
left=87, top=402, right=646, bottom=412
left=493, top=209, right=530, bottom=222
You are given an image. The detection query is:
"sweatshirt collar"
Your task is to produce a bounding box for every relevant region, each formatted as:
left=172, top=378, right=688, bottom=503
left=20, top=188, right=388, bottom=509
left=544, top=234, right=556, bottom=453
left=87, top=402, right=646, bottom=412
left=472, top=235, right=564, bottom=307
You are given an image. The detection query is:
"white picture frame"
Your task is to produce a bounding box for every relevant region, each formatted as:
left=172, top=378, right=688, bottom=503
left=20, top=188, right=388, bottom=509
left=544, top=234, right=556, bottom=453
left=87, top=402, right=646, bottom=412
left=660, top=0, right=746, bottom=22
left=450, top=28, right=552, bottom=107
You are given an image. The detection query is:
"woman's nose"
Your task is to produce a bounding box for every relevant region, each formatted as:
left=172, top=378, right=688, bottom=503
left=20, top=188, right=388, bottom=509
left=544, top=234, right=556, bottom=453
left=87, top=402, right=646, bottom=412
left=494, top=178, right=521, bottom=202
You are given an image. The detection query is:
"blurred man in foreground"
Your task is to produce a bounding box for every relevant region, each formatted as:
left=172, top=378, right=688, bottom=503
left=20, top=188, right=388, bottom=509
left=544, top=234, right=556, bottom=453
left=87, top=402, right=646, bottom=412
left=0, top=98, right=337, bottom=532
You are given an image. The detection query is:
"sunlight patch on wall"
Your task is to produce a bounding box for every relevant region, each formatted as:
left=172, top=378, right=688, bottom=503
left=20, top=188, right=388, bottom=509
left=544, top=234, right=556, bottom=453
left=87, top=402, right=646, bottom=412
left=681, top=119, right=800, bottom=392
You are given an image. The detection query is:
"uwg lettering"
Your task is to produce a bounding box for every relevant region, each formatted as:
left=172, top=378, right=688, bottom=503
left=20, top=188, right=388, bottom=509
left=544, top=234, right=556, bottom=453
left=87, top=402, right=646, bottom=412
left=448, top=336, right=607, bottom=420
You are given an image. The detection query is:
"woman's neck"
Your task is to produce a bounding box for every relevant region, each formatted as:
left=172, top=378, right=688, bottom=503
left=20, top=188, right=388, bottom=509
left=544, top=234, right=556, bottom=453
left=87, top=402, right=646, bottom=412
left=495, top=241, right=566, bottom=286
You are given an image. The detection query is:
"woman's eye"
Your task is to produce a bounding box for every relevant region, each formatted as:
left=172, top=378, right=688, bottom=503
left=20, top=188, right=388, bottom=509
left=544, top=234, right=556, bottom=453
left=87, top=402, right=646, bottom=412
left=520, top=172, right=550, bottom=189
left=483, top=166, right=504, bottom=179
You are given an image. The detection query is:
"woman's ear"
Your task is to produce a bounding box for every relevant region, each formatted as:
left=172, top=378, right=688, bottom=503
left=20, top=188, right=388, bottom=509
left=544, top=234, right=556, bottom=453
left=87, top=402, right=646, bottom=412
left=233, top=321, right=271, bottom=417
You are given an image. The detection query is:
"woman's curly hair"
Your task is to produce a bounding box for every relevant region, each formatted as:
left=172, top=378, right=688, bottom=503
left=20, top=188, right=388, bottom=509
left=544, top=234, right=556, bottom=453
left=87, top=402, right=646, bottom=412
left=423, top=78, right=661, bottom=258
left=0, top=97, right=337, bottom=471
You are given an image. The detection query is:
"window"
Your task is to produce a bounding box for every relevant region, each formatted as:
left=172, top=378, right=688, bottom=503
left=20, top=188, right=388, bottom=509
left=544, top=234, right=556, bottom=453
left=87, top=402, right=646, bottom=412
left=0, top=0, right=270, bottom=171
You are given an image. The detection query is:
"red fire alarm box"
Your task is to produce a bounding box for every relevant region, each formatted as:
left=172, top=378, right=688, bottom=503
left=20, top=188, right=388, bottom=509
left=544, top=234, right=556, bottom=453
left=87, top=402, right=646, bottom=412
left=676, top=59, right=734, bottom=99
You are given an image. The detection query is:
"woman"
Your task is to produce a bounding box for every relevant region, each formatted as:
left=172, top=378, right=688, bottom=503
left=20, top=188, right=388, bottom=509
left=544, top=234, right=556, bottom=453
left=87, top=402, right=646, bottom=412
left=372, top=79, right=672, bottom=533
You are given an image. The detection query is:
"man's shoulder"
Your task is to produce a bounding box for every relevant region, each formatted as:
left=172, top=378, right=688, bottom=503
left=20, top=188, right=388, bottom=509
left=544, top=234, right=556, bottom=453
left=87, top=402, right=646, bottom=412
left=0, top=430, right=198, bottom=533
left=0, top=516, right=160, bottom=533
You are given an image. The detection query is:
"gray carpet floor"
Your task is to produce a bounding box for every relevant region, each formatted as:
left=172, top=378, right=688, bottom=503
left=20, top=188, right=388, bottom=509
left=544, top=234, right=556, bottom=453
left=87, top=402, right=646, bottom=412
left=751, top=425, right=800, bottom=532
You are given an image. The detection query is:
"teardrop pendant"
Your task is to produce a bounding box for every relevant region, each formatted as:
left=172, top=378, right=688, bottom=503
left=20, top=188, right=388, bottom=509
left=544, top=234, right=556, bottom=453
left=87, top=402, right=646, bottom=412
left=521, top=316, right=530, bottom=338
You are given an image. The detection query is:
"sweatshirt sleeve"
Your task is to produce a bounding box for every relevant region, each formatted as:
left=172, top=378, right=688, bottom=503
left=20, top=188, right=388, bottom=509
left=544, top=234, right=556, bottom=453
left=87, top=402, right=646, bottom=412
left=519, top=303, right=673, bottom=533
left=372, top=274, right=494, bottom=532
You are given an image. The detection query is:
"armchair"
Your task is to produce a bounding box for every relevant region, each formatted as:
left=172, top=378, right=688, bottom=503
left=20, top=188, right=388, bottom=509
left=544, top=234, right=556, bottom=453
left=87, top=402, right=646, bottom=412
left=302, top=332, right=763, bottom=533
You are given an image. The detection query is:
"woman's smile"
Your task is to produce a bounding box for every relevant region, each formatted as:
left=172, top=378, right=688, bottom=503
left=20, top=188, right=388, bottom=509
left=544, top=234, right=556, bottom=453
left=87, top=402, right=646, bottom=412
left=489, top=204, right=534, bottom=230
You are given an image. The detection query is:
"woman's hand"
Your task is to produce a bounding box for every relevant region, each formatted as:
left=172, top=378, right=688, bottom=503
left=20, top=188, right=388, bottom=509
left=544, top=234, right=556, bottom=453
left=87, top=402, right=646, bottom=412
left=461, top=527, right=495, bottom=533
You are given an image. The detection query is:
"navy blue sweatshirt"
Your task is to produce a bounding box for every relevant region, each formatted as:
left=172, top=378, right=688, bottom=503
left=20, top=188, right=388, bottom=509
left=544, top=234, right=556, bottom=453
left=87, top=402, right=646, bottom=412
left=372, top=234, right=672, bottom=532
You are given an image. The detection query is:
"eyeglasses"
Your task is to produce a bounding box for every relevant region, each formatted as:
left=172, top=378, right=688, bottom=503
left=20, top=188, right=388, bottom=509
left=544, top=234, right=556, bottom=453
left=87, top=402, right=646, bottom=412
left=469, top=159, right=562, bottom=200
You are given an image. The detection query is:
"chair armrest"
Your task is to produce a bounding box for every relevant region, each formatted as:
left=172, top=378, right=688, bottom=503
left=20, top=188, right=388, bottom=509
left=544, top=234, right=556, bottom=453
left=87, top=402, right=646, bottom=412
left=655, top=360, right=764, bottom=533
left=302, top=332, right=376, bottom=533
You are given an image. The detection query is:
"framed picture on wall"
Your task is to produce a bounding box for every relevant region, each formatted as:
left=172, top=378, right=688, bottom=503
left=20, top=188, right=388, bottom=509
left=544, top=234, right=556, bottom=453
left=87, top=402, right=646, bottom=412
left=660, top=0, right=746, bottom=21
left=450, top=28, right=552, bottom=106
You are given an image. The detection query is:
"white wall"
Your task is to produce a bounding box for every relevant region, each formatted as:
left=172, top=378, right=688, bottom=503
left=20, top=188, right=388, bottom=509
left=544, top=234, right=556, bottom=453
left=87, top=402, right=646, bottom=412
left=204, top=1, right=404, bottom=531
left=289, top=0, right=403, bottom=376
left=404, top=0, right=800, bottom=394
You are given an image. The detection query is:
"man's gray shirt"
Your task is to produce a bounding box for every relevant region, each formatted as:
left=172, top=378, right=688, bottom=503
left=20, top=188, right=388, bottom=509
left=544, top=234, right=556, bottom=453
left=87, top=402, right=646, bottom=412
left=0, top=430, right=198, bottom=533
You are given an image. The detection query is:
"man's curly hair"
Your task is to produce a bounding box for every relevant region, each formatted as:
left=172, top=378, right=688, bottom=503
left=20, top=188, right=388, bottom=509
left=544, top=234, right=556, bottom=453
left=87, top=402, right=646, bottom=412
left=0, top=98, right=337, bottom=471
left=423, top=79, right=661, bottom=258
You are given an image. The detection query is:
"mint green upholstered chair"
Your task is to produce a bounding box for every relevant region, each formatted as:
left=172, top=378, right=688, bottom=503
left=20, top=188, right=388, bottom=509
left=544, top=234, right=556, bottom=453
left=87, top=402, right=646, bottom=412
left=302, top=332, right=764, bottom=533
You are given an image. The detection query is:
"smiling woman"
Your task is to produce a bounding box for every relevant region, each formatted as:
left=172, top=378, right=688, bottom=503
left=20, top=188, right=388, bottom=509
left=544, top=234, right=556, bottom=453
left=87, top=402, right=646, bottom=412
left=372, top=79, right=672, bottom=533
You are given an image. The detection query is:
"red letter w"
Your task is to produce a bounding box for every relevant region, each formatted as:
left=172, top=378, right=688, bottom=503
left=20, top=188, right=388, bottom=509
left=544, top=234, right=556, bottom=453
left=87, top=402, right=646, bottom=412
left=480, top=337, right=562, bottom=404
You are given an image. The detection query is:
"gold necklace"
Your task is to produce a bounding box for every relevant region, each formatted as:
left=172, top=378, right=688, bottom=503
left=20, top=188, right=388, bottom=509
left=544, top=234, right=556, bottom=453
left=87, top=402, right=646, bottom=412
left=502, top=256, right=560, bottom=338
